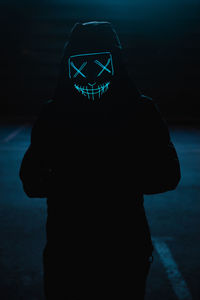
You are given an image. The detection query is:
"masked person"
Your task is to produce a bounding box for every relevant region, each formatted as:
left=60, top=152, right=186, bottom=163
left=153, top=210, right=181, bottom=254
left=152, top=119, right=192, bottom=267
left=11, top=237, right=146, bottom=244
left=19, top=21, right=181, bottom=300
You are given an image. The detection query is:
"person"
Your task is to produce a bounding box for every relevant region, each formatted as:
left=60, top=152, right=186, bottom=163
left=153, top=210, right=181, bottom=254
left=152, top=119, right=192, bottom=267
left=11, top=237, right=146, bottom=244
left=19, top=21, right=181, bottom=300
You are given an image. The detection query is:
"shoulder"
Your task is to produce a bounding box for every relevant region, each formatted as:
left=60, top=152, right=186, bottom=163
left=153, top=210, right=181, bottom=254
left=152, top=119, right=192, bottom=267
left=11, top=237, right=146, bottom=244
left=137, top=94, right=162, bottom=115
left=135, top=94, right=159, bottom=115
left=140, top=94, right=153, bottom=102
left=137, top=94, right=169, bottom=137
left=34, top=99, right=58, bottom=125
left=31, top=99, right=56, bottom=136
left=138, top=94, right=155, bottom=109
left=40, top=99, right=56, bottom=116
left=135, top=94, right=168, bottom=127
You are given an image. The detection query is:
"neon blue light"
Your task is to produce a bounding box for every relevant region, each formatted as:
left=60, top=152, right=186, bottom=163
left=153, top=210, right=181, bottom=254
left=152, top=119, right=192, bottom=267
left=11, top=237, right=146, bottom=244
left=68, top=52, right=114, bottom=101
left=95, top=59, right=111, bottom=73
left=70, top=61, right=87, bottom=78
left=69, top=51, right=111, bottom=58
left=73, top=61, right=87, bottom=78
left=68, top=51, right=114, bottom=79
left=95, top=58, right=111, bottom=77
left=74, top=82, right=110, bottom=101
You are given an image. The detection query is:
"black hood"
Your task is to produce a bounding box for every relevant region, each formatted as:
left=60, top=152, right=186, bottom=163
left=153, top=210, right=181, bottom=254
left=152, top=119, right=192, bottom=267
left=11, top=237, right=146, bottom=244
left=54, top=21, right=140, bottom=110
left=64, top=21, right=122, bottom=56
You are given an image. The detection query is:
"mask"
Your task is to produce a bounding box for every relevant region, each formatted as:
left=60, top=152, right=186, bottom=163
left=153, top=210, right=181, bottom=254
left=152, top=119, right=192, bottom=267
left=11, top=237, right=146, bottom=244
left=68, top=51, right=114, bottom=101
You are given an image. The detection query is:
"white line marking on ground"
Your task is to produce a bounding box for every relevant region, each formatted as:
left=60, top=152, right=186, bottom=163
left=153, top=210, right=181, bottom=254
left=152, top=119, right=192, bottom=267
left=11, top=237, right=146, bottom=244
left=153, top=238, right=193, bottom=300
left=2, top=125, right=27, bottom=143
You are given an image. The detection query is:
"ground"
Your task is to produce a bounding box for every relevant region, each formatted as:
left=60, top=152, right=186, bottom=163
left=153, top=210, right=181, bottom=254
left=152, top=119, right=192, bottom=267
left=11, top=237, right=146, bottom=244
left=0, top=122, right=199, bottom=300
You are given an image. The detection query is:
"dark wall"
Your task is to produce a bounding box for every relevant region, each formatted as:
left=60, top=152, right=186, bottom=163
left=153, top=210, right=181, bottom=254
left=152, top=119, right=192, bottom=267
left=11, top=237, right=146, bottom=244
left=1, top=0, right=200, bottom=122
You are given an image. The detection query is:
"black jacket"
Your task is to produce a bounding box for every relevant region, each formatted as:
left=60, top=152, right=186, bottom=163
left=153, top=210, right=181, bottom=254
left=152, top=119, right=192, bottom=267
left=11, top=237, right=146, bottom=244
left=19, top=94, right=180, bottom=256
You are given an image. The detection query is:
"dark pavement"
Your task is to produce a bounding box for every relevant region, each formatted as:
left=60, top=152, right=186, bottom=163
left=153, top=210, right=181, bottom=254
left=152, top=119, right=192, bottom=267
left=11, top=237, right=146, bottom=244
left=0, top=123, right=199, bottom=300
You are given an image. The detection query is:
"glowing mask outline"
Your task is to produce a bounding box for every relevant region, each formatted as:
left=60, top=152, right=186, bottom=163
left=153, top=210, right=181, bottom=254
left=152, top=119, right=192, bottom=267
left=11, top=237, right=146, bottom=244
left=70, top=61, right=87, bottom=78
left=95, top=58, right=112, bottom=77
left=68, top=52, right=114, bottom=100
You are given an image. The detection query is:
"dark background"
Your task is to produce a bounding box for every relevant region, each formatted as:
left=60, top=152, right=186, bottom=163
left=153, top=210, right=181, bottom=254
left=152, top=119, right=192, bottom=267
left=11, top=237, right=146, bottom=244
left=1, top=0, right=200, bottom=122
left=0, top=1, right=200, bottom=299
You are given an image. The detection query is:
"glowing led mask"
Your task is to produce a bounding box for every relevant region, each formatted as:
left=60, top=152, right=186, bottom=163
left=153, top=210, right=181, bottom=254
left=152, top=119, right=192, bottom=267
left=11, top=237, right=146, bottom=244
left=68, top=52, right=114, bottom=101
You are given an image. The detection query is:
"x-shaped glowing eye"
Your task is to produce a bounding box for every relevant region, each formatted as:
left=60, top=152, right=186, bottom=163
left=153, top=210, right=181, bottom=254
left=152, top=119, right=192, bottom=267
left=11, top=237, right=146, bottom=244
left=71, top=61, right=87, bottom=78
left=95, top=58, right=111, bottom=77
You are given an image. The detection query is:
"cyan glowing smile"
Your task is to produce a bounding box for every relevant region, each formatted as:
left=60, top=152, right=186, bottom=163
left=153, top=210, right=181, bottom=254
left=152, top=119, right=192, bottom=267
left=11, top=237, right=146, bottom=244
left=74, top=82, right=110, bottom=100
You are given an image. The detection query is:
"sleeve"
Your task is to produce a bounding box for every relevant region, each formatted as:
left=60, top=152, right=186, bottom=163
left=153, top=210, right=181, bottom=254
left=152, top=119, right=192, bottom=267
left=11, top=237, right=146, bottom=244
left=19, top=106, right=53, bottom=198
left=137, top=96, right=181, bottom=195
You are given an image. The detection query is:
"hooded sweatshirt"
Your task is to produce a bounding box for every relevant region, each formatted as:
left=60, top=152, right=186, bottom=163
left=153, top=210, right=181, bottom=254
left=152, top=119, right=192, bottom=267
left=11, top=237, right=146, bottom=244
left=20, top=22, right=181, bottom=260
